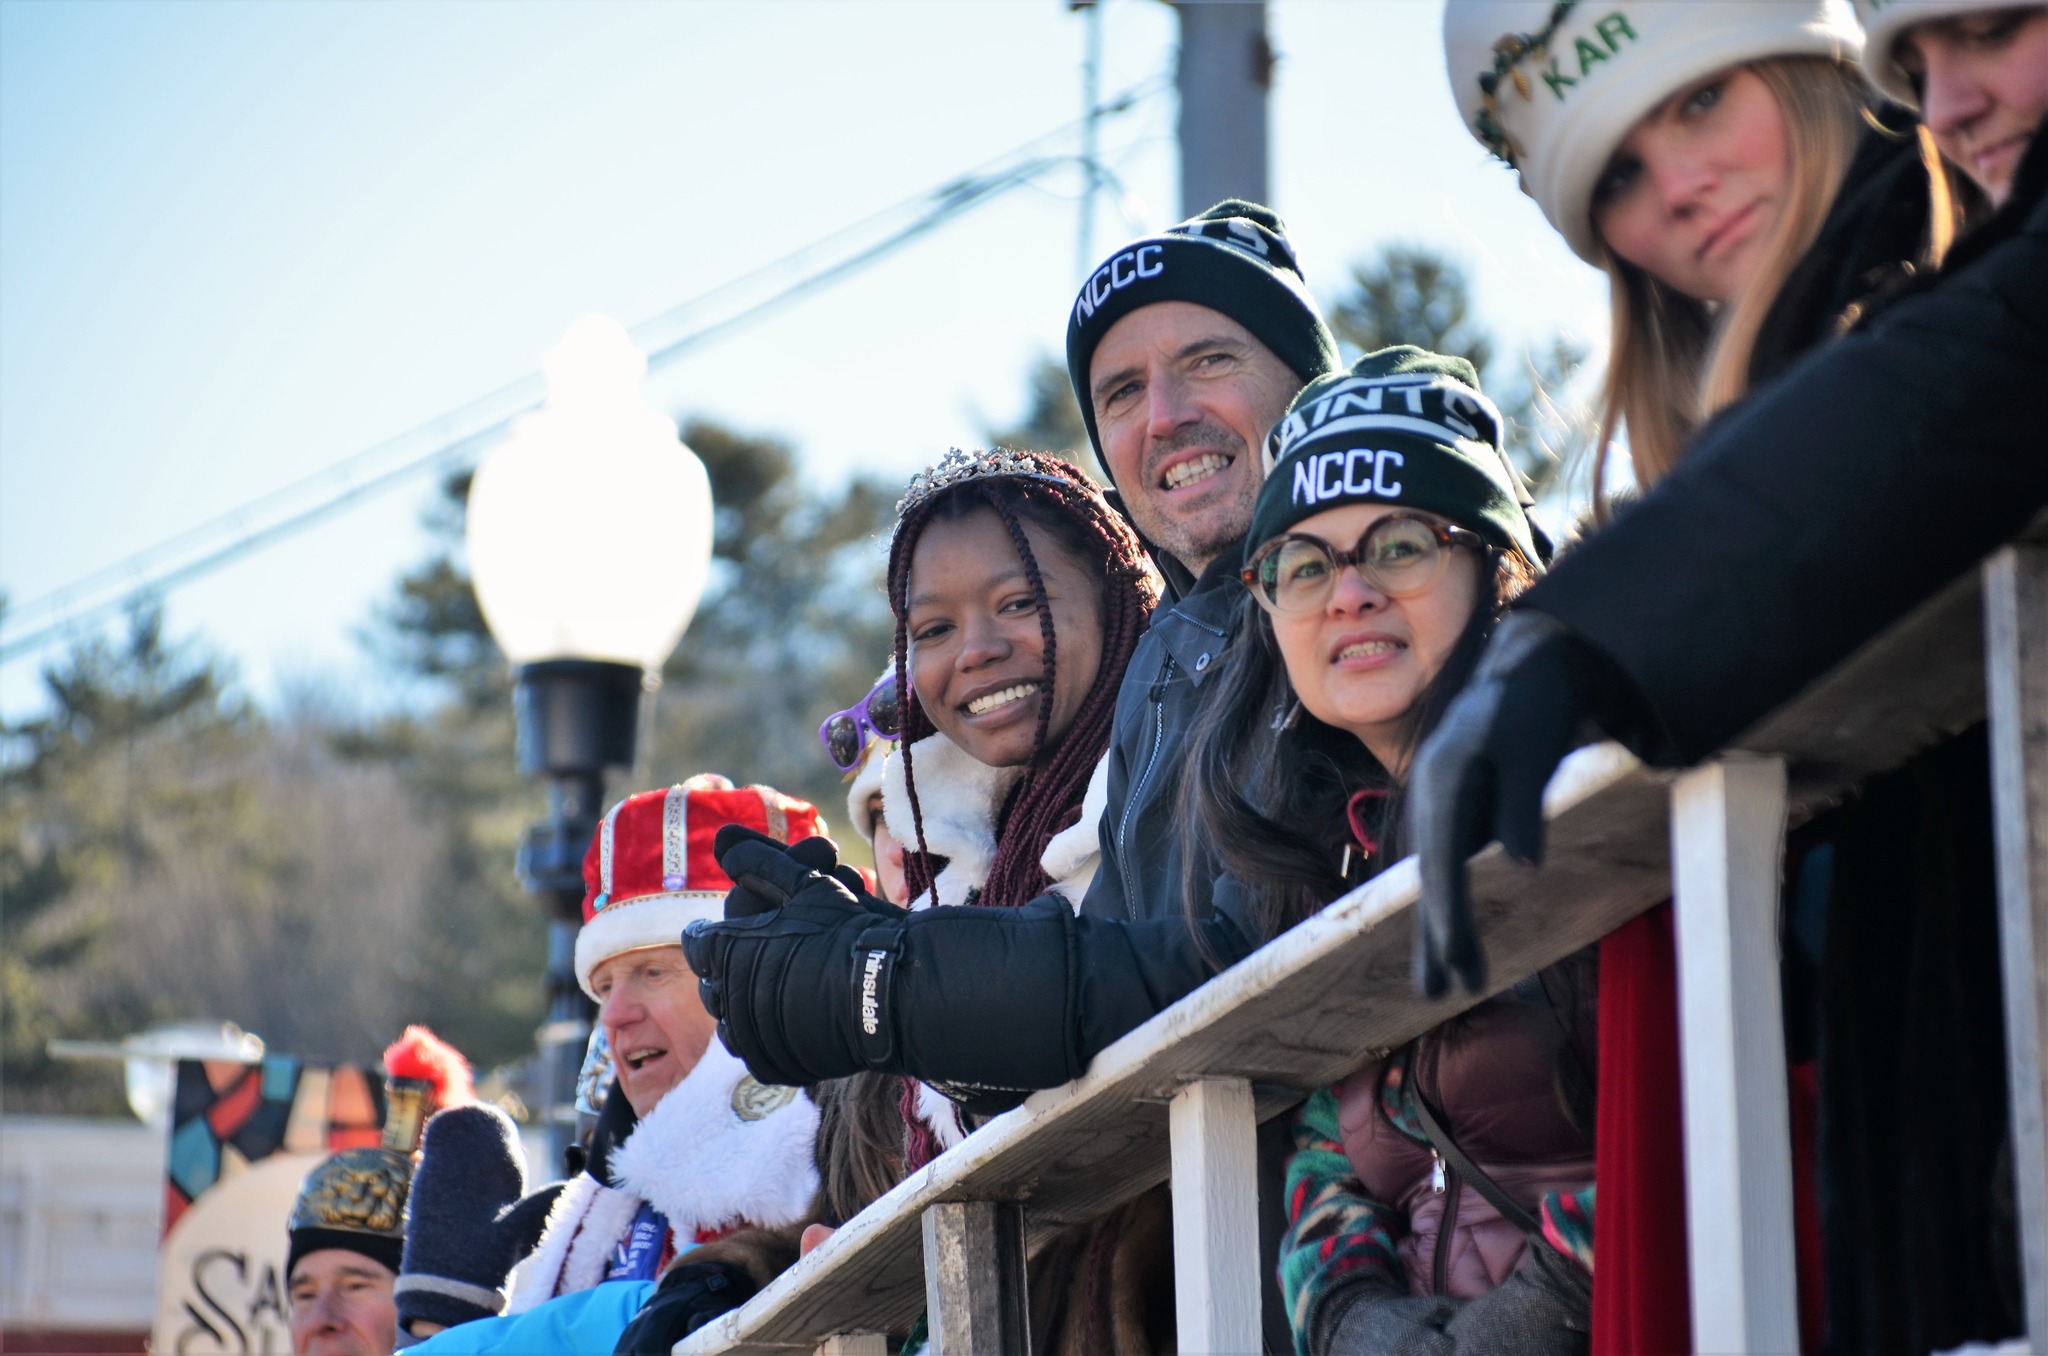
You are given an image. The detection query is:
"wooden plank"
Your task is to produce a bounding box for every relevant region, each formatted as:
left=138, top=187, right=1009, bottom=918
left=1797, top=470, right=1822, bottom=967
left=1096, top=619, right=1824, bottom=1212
left=679, top=561, right=2015, bottom=1356
left=1169, top=1078, right=1260, bottom=1356
left=1671, top=757, right=1798, bottom=1355
left=921, top=1201, right=1028, bottom=1356
left=1986, top=543, right=2048, bottom=1349
left=677, top=745, right=1668, bottom=1354
left=813, top=1337, right=886, bottom=1356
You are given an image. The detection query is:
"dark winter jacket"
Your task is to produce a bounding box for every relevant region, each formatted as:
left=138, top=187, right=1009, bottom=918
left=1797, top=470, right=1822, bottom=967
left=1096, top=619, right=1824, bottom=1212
left=1521, top=124, right=2048, bottom=766
left=1527, top=124, right=2046, bottom=1356
left=1085, top=547, right=1245, bottom=930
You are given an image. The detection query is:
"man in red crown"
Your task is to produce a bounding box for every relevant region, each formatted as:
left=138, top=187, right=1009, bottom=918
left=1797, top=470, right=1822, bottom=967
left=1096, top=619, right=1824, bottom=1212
left=396, top=776, right=827, bottom=1354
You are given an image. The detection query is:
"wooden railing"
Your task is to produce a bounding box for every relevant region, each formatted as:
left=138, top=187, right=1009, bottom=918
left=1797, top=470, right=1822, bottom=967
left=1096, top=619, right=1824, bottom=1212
left=681, top=531, right=2047, bottom=1356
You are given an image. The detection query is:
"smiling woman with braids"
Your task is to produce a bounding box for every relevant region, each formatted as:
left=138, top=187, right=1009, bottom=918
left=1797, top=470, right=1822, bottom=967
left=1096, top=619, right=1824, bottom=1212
left=878, top=449, right=1154, bottom=1154
left=885, top=448, right=1154, bottom=915
left=792, top=449, right=1177, bottom=1354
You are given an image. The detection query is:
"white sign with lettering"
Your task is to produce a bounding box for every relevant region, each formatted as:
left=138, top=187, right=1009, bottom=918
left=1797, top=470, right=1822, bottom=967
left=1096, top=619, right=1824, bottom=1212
left=154, top=1152, right=321, bottom=1355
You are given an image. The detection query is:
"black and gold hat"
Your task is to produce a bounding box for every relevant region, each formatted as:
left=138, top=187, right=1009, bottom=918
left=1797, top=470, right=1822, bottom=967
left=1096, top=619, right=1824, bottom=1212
left=285, top=1027, right=474, bottom=1279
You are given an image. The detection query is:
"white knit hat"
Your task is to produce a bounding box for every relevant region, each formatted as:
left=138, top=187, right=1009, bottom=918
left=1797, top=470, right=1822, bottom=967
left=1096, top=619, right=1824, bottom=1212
left=1444, top=0, right=1865, bottom=263
left=1851, top=0, right=2014, bottom=106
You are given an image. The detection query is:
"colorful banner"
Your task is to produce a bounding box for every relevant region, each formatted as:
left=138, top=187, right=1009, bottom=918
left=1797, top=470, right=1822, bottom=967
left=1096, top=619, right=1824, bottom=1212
left=154, top=1057, right=383, bottom=1354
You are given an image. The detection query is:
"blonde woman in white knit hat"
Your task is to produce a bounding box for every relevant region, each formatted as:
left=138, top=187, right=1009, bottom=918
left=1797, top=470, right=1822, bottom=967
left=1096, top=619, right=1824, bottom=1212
left=1444, top=1, right=1965, bottom=494
left=1855, top=0, right=2048, bottom=206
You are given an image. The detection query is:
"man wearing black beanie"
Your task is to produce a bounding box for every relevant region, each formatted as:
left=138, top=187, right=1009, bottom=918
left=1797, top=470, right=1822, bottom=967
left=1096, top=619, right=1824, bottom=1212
left=686, top=200, right=1341, bottom=1352
left=1066, top=199, right=1339, bottom=593
left=692, top=198, right=1342, bottom=1076
left=691, top=199, right=1342, bottom=1065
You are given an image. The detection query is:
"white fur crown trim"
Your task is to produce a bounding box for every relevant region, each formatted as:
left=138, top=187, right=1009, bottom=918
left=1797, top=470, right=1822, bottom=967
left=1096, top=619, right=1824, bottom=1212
left=574, top=894, right=724, bottom=999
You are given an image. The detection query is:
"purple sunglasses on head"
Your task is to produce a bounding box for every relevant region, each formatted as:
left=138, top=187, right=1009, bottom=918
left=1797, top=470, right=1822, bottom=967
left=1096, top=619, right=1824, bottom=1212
left=819, top=672, right=903, bottom=771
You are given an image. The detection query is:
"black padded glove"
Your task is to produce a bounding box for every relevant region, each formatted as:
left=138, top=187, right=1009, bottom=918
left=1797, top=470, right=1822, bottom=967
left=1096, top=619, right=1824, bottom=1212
left=1407, top=610, right=1652, bottom=999
left=610, top=1261, right=756, bottom=1355
left=685, top=824, right=1258, bottom=1102
left=396, top=1106, right=564, bottom=1334
left=684, top=825, right=905, bottom=1087
left=724, top=829, right=880, bottom=909
left=687, top=823, right=1102, bottom=1098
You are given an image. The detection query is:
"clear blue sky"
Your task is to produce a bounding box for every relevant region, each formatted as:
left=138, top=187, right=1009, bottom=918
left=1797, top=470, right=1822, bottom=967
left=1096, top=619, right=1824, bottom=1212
left=0, top=0, right=1606, bottom=719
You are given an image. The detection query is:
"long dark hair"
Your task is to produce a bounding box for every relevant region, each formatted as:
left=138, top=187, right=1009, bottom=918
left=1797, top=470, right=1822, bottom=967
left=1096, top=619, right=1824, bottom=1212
left=886, top=453, right=1157, bottom=911
left=1178, top=544, right=1536, bottom=945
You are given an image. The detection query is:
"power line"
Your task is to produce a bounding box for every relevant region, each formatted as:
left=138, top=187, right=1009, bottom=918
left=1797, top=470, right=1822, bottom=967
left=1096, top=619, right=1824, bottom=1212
left=0, top=77, right=1165, bottom=669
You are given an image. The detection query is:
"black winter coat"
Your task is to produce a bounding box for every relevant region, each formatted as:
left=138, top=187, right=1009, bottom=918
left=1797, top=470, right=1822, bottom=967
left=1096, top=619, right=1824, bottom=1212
left=1522, top=127, right=2047, bottom=764
left=1085, top=550, right=1237, bottom=930
left=1525, top=126, right=2047, bottom=1355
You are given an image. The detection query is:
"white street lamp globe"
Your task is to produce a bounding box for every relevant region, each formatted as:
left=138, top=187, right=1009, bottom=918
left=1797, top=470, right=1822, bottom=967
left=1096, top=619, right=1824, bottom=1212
left=466, top=316, right=714, bottom=671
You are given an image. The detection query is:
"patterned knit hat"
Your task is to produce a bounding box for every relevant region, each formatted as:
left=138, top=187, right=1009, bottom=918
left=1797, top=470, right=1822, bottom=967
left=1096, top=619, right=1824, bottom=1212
left=1247, top=346, right=1546, bottom=569
left=286, top=1027, right=473, bottom=1279
left=1443, top=0, right=1863, bottom=262
left=574, top=774, right=826, bottom=999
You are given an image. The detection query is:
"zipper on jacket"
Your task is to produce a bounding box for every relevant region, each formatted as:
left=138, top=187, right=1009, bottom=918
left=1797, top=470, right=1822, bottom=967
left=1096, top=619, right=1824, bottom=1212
left=1433, top=1161, right=1460, bottom=1297
left=1117, top=654, right=1175, bottom=919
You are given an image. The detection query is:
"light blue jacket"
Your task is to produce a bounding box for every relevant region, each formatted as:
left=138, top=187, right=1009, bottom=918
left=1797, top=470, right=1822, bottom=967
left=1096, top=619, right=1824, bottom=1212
left=402, top=1280, right=656, bottom=1355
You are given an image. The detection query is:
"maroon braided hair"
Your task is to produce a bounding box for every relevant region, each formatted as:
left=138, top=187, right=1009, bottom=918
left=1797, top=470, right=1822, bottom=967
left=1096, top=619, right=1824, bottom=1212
left=886, top=451, right=1156, bottom=912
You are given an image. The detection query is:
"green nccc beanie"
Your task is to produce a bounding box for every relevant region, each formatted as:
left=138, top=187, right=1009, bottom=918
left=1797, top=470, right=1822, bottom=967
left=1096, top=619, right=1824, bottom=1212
left=1065, top=200, right=1341, bottom=477
left=1246, top=346, right=1545, bottom=570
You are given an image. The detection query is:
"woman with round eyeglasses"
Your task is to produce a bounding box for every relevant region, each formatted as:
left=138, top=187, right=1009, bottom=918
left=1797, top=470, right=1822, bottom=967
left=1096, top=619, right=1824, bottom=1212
left=1241, top=515, right=1494, bottom=776
left=1176, top=349, right=1596, bottom=1356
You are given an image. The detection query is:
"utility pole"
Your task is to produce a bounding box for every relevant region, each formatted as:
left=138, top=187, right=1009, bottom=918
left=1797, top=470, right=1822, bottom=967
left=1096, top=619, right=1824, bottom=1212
left=1075, top=0, right=1105, bottom=278
left=1171, top=1, right=1272, bottom=214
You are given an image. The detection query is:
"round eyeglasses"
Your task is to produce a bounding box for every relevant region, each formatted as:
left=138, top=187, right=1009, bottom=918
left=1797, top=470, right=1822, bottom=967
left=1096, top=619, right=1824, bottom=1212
left=1241, top=514, right=1484, bottom=615
left=819, top=672, right=903, bottom=771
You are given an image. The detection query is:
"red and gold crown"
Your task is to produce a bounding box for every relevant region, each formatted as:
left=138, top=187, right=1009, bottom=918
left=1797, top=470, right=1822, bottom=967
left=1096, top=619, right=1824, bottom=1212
left=574, top=774, right=826, bottom=998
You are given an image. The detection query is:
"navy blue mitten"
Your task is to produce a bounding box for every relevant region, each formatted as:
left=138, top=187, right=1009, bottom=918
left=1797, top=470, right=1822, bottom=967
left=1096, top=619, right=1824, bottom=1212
left=396, top=1105, right=560, bottom=1335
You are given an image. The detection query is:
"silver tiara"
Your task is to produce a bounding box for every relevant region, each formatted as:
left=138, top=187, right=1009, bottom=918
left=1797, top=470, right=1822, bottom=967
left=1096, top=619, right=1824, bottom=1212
left=893, top=447, right=1071, bottom=517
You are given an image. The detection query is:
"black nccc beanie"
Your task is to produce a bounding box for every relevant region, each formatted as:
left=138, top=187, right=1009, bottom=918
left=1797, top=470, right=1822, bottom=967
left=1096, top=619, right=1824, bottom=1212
left=1248, top=345, right=1548, bottom=570
left=1065, top=199, right=1341, bottom=479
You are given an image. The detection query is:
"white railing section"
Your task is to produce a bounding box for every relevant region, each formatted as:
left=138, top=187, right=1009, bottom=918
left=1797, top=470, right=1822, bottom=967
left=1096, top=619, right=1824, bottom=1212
left=681, top=533, right=2046, bottom=1356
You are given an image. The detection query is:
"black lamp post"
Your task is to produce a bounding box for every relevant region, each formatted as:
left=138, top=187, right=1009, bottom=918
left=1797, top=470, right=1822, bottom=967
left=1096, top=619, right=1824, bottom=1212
left=466, top=317, right=714, bottom=1165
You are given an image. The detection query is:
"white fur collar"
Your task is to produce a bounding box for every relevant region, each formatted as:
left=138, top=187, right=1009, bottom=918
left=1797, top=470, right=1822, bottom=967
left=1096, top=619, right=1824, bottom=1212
left=1039, top=756, right=1109, bottom=905
left=884, top=736, right=1110, bottom=1151
left=507, top=1173, right=640, bottom=1313
left=506, top=1042, right=817, bottom=1310
left=883, top=733, right=1105, bottom=911
left=914, top=1080, right=968, bottom=1152
left=609, top=1040, right=818, bottom=1237
left=883, top=733, right=1026, bottom=909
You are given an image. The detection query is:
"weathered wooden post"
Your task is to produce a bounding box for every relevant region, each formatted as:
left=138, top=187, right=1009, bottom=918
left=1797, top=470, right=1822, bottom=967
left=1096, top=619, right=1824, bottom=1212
left=921, top=1201, right=1029, bottom=1355
left=1986, top=542, right=2048, bottom=1347
left=1671, top=755, right=1800, bottom=1354
left=1170, top=1076, right=1262, bottom=1355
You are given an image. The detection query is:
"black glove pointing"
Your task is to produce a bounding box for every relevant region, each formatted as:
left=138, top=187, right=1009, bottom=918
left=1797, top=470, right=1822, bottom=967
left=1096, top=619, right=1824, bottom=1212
left=1406, top=610, right=1648, bottom=999
left=684, top=825, right=904, bottom=1088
